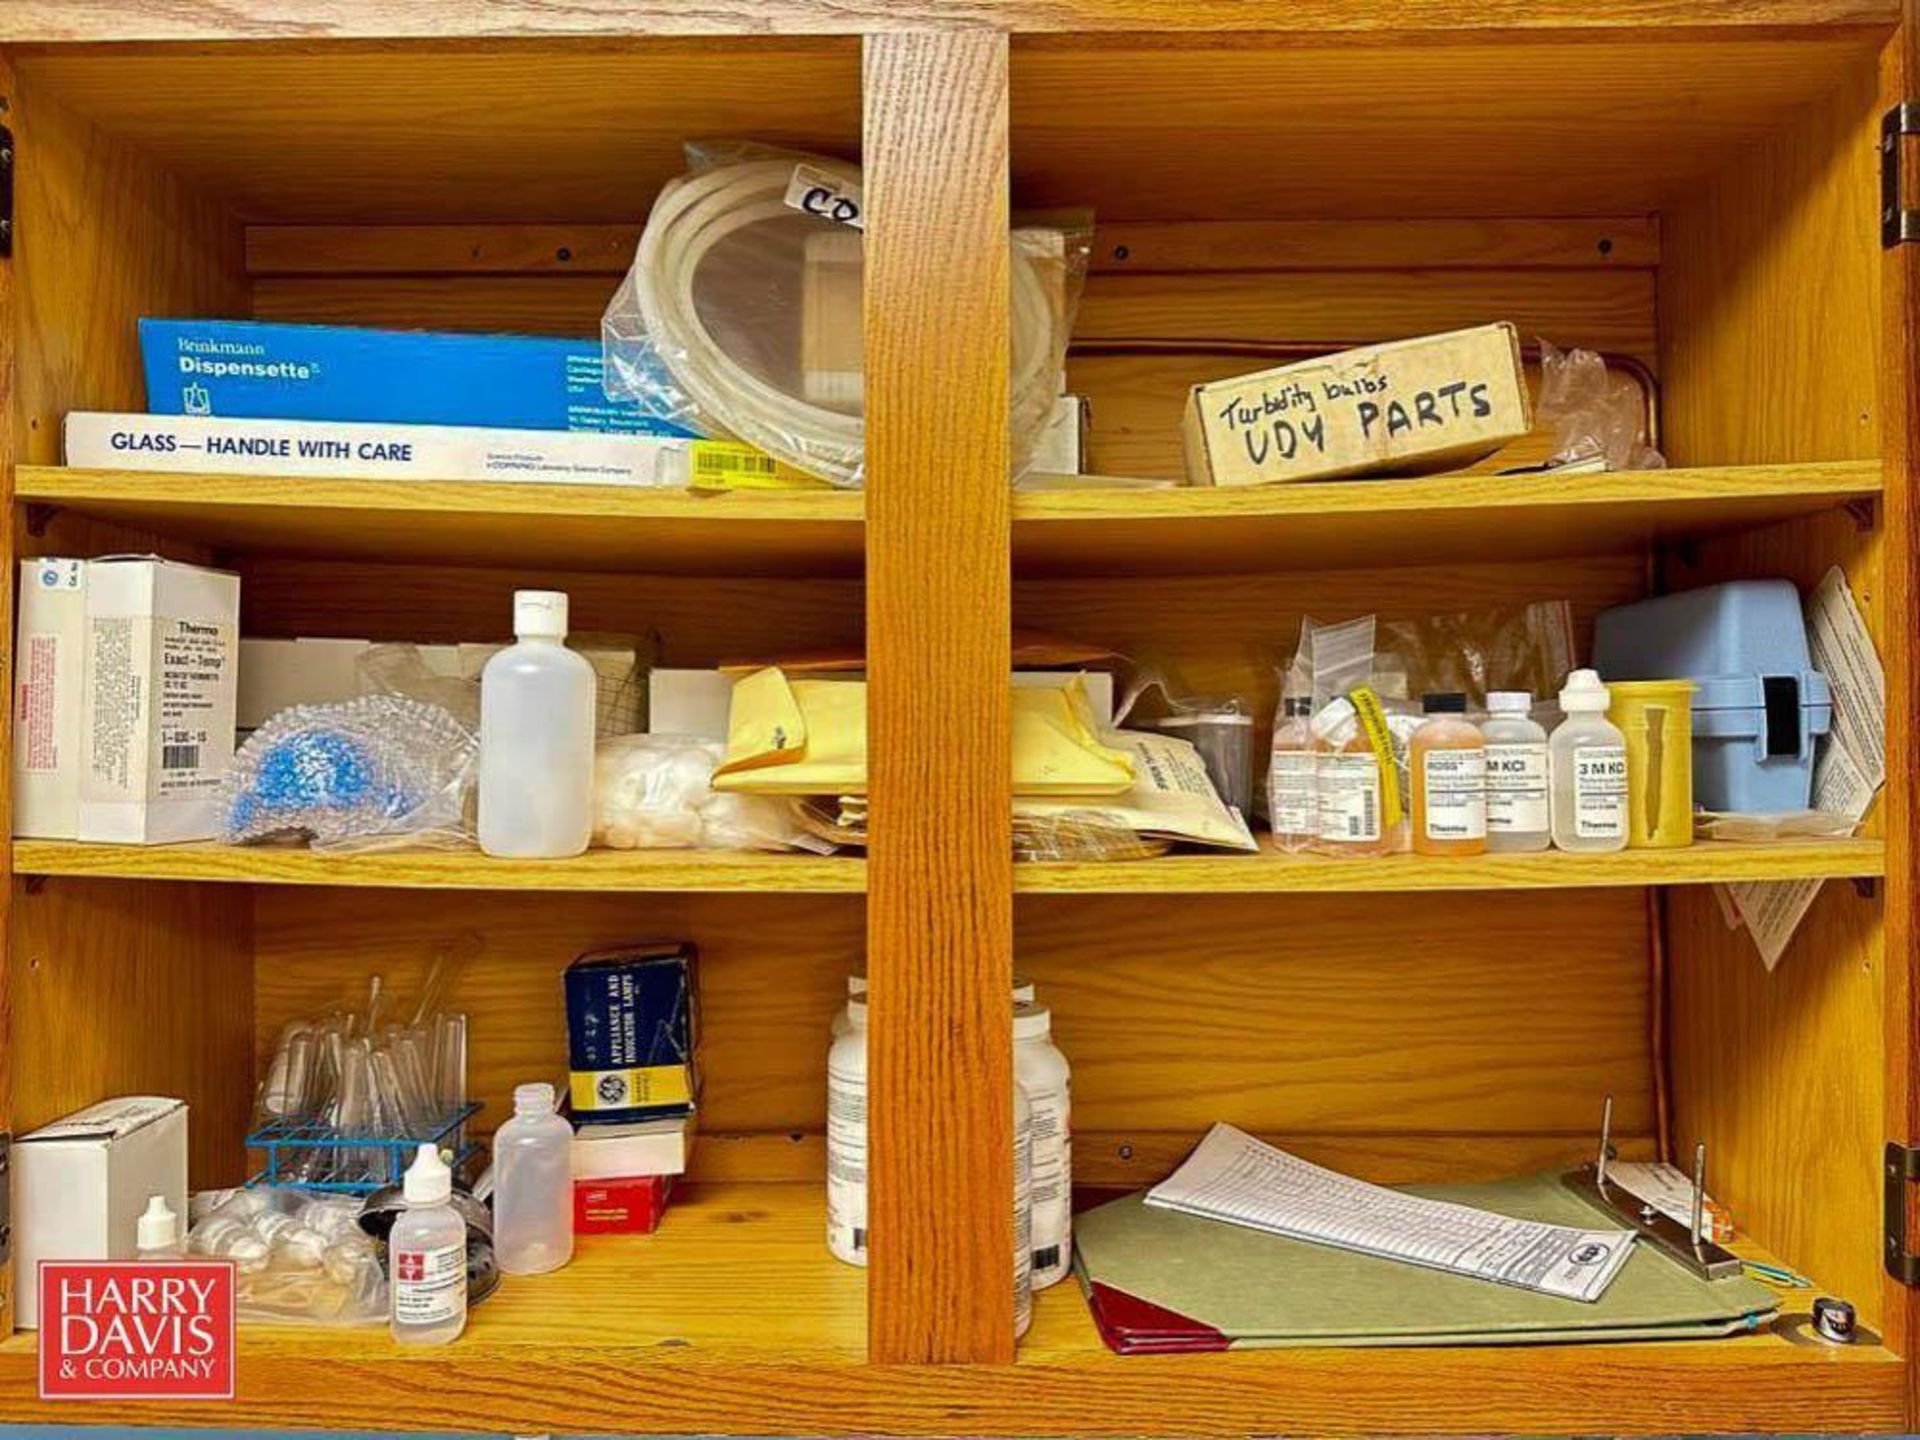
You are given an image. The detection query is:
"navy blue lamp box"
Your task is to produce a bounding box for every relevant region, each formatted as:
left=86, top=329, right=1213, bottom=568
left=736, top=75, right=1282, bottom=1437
left=1593, top=580, right=1832, bottom=813
left=565, top=943, right=700, bottom=1124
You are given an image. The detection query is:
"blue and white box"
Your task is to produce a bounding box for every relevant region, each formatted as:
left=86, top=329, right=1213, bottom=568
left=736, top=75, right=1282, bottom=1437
left=139, top=318, right=693, bottom=436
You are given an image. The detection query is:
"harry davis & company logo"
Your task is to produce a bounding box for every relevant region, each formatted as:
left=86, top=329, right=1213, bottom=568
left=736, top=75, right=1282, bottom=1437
left=39, top=1260, right=236, bottom=1401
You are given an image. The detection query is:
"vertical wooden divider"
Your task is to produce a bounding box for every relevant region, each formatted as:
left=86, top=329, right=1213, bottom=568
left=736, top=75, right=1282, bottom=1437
left=0, top=53, right=17, bottom=1340
left=862, top=30, right=1015, bottom=1366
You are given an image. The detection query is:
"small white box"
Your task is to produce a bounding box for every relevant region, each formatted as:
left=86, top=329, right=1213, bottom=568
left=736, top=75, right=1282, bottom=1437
left=1031, top=394, right=1089, bottom=475
left=238, top=636, right=372, bottom=729
left=648, top=667, right=1117, bottom=738
left=79, top=557, right=240, bottom=844
left=571, top=1115, right=692, bottom=1180
left=12, top=559, right=89, bottom=838
left=13, top=1097, right=188, bottom=1328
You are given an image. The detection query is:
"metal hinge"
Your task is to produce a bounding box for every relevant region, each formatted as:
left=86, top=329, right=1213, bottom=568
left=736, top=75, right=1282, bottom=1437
left=1885, top=1141, right=1920, bottom=1283
left=1883, top=104, right=1920, bottom=247
left=0, top=122, right=12, bottom=259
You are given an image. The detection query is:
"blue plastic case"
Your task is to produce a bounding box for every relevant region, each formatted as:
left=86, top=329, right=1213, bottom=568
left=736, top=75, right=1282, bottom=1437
left=1593, top=580, right=1831, bottom=814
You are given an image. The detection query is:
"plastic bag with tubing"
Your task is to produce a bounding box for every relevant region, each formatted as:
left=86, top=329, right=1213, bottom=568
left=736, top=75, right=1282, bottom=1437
left=1535, top=339, right=1665, bottom=472
left=220, top=695, right=477, bottom=853
left=602, top=139, right=1091, bottom=488
left=594, top=733, right=834, bottom=853
left=188, top=1187, right=387, bottom=1327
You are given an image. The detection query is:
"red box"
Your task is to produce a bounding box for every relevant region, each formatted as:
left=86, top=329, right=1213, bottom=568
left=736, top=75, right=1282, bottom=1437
left=574, top=1175, right=672, bottom=1234
left=39, top=1261, right=235, bottom=1401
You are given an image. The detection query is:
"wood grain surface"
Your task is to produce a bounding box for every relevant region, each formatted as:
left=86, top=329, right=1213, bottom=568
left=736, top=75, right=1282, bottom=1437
left=0, top=0, right=1895, bottom=42
left=862, top=28, right=1016, bottom=1366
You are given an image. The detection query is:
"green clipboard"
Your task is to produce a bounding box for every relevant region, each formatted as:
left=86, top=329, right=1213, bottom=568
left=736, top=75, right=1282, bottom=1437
left=1073, top=1170, right=1780, bottom=1349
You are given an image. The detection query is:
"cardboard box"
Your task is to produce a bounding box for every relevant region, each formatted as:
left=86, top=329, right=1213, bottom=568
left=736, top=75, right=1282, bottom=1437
left=649, top=667, right=1116, bottom=738
left=565, top=943, right=700, bottom=1123
left=79, top=558, right=240, bottom=844
left=13, top=1097, right=188, bottom=1328
left=12, top=559, right=89, bottom=838
left=1183, top=323, right=1532, bottom=487
left=237, top=637, right=643, bottom=737
left=138, top=317, right=693, bottom=436
left=1030, top=394, right=1089, bottom=475
left=571, top=1114, right=692, bottom=1179
left=574, top=1175, right=672, bottom=1235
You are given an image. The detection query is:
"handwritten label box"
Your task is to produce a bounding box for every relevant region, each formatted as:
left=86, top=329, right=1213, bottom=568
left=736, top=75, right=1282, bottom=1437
left=1182, top=323, right=1531, bottom=488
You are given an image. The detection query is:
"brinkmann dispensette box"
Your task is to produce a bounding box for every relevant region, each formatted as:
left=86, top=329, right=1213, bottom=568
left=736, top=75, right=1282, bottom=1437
left=1183, top=323, right=1533, bottom=487
left=12, top=1096, right=188, bottom=1329
left=565, top=943, right=701, bottom=1124
left=78, top=557, right=241, bottom=844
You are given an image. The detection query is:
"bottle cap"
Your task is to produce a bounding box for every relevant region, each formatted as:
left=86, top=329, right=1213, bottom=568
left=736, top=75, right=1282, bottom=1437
left=1422, top=692, right=1467, bottom=714
left=1812, top=1295, right=1857, bottom=1344
left=513, top=1081, right=556, bottom=1116
left=403, top=1142, right=454, bottom=1205
left=1487, top=690, right=1533, bottom=713
left=512, top=589, right=569, bottom=640
left=1013, top=1000, right=1053, bottom=1040
left=1011, top=973, right=1037, bottom=1004
left=1283, top=696, right=1312, bottom=717
left=846, top=997, right=868, bottom=1027
left=137, top=1194, right=178, bottom=1251
left=1310, top=696, right=1357, bottom=742
left=1559, top=668, right=1612, bottom=713
left=847, top=971, right=867, bottom=998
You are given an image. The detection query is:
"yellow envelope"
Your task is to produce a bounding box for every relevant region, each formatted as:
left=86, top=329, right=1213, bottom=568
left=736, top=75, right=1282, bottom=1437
left=711, top=668, right=1134, bottom=797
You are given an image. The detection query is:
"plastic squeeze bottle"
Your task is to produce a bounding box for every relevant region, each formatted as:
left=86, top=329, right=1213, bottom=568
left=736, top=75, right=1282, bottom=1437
left=389, top=1143, right=468, bottom=1347
left=136, top=1195, right=184, bottom=1261
left=1482, top=691, right=1550, bottom=853
left=479, top=590, right=597, bottom=859
left=1550, top=669, right=1629, bottom=853
left=1410, top=693, right=1486, bottom=857
left=1310, top=697, right=1386, bottom=856
left=1268, top=696, right=1316, bottom=852
left=492, top=1082, right=575, bottom=1276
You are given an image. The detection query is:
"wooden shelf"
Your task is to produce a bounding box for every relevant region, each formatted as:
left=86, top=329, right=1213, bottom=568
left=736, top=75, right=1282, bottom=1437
left=19, top=461, right=1879, bottom=579
left=11, top=840, right=866, bottom=893
left=15, top=837, right=1879, bottom=897
left=0, top=1181, right=1899, bottom=1434
left=14, top=467, right=866, bottom=577
left=1014, top=837, right=1885, bottom=895
left=1011, top=461, right=1880, bottom=575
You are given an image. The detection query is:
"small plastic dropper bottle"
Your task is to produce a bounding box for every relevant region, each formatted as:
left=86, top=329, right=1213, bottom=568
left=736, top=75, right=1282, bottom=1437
left=1411, top=692, right=1486, bottom=857
left=136, top=1194, right=183, bottom=1261
left=389, top=1143, right=468, bottom=1347
left=1550, top=669, right=1629, bottom=854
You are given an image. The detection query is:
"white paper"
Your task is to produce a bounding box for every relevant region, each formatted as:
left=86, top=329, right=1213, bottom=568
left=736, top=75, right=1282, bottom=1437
left=1145, top=1124, right=1634, bottom=1303
left=1813, top=733, right=1876, bottom=820
left=1807, top=566, right=1885, bottom=790
left=1728, top=877, right=1821, bottom=972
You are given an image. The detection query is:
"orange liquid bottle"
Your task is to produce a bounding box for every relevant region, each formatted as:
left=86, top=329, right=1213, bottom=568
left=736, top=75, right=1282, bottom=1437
left=1411, top=692, right=1486, bottom=857
left=1310, top=696, right=1387, bottom=857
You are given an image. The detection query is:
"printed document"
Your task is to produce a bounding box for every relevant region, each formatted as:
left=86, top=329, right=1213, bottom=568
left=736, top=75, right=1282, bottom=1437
left=1146, top=1124, right=1635, bottom=1303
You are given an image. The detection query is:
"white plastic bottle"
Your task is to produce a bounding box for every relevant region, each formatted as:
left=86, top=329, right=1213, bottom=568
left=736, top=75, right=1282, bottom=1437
left=136, top=1195, right=183, bottom=1261
left=1483, top=691, right=1551, bottom=853
left=1013, top=1080, right=1034, bottom=1342
left=1550, top=669, right=1629, bottom=853
left=826, top=998, right=869, bottom=1265
left=389, top=1143, right=468, bottom=1346
left=479, top=590, right=596, bottom=859
left=1014, top=1002, right=1072, bottom=1291
left=492, top=1082, right=575, bottom=1276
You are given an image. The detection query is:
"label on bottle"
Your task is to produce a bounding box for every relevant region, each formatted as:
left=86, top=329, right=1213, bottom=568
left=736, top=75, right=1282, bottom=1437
left=1315, top=753, right=1381, bottom=843
left=1420, top=749, right=1486, bottom=841
left=1485, top=742, right=1549, bottom=834
left=826, top=1052, right=868, bottom=1262
left=1268, top=750, right=1317, bottom=838
left=1573, top=743, right=1629, bottom=839
left=1013, top=1105, right=1033, bottom=1336
left=1024, top=1074, right=1072, bottom=1287
left=392, top=1242, right=467, bottom=1327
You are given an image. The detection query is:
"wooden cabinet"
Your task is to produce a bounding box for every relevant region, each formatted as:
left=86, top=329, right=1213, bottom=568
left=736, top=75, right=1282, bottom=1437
left=0, top=3, right=1912, bottom=1434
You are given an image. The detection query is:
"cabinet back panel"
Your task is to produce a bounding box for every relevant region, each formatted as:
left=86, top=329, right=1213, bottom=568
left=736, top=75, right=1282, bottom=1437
left=254, top=890, right=862, bottom=1164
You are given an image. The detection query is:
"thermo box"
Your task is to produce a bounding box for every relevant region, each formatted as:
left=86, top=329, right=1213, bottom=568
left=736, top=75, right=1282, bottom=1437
left=12, top=559, right=88, bottom=839
left=1183, top=323, right=1533, bottom=487
left=79, top=557, right=240, bottom=845
left=564, top=943, right=701, bottom=1123
left=13, top=1097, right=189, bottom=1329
left=138, top=318, right=695, bottom=436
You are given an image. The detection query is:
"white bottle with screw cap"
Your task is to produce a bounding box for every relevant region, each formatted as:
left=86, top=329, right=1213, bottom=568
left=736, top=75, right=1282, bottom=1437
left=1013, top=1002, right=1072, bottom=1291
left=492, top=1082, right=575, bottom=1276
left=826, top=998, right=869, bottom=1265
left=1483, top=691, right=1550, bottom=853
left=389, top=1143, right=468, bottom=1346
left=479, top=590, right=596, bottom=859
left=1551, top=669, right=1629, bottom=853
left=136, top=1194, right=184, bottom=1260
